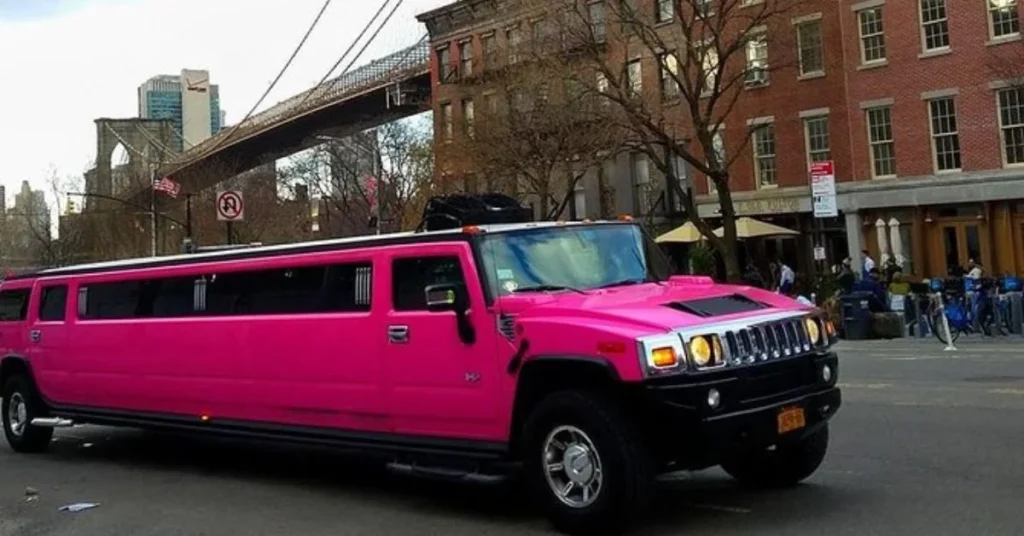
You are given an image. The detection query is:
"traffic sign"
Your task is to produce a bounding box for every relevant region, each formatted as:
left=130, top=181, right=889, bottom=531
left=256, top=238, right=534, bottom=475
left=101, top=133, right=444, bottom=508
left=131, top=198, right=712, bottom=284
left=809, top=160, right=837, bottom=218
left=216, top=190, right=245, bottom=222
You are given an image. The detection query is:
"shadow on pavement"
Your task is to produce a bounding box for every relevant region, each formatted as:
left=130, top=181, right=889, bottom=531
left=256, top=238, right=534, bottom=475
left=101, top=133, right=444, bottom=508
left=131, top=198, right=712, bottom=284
left=37, top=427, right=864, bottom=533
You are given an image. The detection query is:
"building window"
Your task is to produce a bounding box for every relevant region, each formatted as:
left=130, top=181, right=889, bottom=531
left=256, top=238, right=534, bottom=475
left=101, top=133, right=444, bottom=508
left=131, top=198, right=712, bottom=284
left=631, top=152, right=650, bottom=214
left=796, top=19, right=824, bottom=75
left=459, top=40, right=473, bottom=77
left=656, top=0, right=674, bottom=22
left=866, top=106, right=896, bottom=177
left=484, top=92, right=498, bottom=117
left=858, top=7, right=886, bottom=64
left=482, top=34, right=497, bottom=70
left=589, top=1, right=606, bottom=43
left=438, top=46, right=454, bottom=82
left=463, top=98, right=475, bottom=138
left=804, top=116, right=831, bottom=164
left=745, top=31, right=769, bottom=86
left=627, top=59, right=643, bottom=96
left=997, top=87, right=1024, bottom=165
left=596, top=71, right=610, bottom=108
left=700, top=44, right=720, bottom=94
left=919, top=0, right=950, bottom=51
left=928, top=97, right=961, bottom=171
left=441, top=103, right=453, bottom=141
left=696, top=0, right=714, bottom=18
left=507, top=27, right=522, bottom=64
left=660, top=52, right=680, bottom=99
left=707, top=128, right=725, bottom=193
left=752, top=124, right=777, bottom=188
left=990, top=0, right=1021, bottom=39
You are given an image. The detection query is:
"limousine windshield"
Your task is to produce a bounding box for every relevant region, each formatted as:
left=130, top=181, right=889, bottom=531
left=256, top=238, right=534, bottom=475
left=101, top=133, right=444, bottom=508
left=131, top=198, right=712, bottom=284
left=478, top=224, right=671, bottom=296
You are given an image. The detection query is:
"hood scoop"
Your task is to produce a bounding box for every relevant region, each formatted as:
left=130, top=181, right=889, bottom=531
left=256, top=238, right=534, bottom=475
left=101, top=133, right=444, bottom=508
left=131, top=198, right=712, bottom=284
left=664, top=294, right=769, bottom=318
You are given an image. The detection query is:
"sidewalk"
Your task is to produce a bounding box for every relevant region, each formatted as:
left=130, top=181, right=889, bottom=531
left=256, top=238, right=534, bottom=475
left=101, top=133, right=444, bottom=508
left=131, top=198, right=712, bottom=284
left=836, top=335, right=1024, bottom=354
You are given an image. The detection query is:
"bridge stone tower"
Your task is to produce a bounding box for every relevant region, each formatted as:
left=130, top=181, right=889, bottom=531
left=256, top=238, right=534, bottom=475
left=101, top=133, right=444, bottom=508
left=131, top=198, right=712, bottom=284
left=88, top=118, right=178, bottom=209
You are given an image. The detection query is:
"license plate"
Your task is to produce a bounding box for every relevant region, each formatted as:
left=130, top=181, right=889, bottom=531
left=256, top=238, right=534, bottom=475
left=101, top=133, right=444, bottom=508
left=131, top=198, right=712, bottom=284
left=777, top=407, right=806, bottom=435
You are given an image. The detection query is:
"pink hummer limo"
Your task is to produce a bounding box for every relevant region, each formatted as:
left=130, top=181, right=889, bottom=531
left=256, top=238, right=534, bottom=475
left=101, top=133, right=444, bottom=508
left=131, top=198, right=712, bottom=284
left=0, top=194, right=839, bottom=534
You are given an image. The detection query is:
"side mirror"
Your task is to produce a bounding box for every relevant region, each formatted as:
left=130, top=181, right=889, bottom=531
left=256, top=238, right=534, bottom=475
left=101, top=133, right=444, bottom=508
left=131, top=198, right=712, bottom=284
left=425, top=283, right=467, bottom=313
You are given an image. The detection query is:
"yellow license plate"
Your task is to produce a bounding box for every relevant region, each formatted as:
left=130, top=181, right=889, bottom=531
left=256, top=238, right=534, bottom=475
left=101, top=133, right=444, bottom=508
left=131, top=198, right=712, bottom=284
left=777, top=407, right=806, bottom=435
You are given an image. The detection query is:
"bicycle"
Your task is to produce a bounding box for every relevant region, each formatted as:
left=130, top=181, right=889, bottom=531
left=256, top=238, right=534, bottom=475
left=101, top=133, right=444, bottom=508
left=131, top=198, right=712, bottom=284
left=924, top=277, right=997, bottom=344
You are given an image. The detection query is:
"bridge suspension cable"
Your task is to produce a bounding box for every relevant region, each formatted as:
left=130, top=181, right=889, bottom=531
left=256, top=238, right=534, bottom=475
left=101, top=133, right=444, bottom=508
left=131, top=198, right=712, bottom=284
left=196, top=0, right=335, bottom=157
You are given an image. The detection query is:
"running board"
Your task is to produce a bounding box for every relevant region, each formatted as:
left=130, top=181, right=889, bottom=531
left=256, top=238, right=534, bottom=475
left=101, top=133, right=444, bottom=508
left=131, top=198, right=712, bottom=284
left=386, top=461, right=507, bottom=485
left=30, top=417, right=74, bottom=428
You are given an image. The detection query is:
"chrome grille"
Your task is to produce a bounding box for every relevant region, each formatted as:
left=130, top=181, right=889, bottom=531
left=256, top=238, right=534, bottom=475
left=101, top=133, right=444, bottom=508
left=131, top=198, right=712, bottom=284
left=718, top=317, right=814, bottom=367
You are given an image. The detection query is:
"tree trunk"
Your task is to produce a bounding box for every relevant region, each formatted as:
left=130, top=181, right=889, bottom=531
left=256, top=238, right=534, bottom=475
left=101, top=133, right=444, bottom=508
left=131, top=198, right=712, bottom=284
left=715, top=178, right=742, bottom=283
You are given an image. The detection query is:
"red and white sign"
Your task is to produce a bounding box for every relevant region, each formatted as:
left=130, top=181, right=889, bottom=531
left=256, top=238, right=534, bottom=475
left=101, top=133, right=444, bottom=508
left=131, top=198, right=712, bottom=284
left=216, top=190, right=244, bottom=222
left=809, top=160, right=837, bottom=218
left=361, top=175, right=378, bottom=209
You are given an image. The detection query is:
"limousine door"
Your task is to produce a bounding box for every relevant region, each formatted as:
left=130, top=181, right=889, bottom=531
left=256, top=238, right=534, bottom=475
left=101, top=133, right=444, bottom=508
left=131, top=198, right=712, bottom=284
left=383, top=245, right=503, bottom=442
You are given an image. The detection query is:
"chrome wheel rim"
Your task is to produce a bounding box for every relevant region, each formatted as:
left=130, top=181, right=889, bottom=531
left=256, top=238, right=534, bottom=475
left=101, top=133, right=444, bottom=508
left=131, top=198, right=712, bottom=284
left=542, top=425, right=603, bottom=508
left=7, top=393, right=27, bottom=438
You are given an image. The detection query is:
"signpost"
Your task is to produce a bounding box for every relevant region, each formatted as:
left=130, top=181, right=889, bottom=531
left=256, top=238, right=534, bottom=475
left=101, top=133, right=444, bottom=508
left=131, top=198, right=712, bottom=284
left=809, top=161, right=837, bottom=270
left=216, top=190, right=244, bottom=245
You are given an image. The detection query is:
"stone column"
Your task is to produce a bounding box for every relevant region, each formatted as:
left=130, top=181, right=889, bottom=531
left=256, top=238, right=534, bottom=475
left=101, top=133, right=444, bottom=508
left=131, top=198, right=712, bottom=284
left=845, top=211, right=864, bottom=273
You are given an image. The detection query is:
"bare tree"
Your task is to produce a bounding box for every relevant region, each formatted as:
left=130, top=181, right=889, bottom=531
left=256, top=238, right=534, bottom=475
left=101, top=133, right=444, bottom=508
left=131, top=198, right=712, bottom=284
left=441, top=45, right=624, bottom=219
left=283, top=120, right=436, bottom=236
left=545, top=0, right=804, bottom=281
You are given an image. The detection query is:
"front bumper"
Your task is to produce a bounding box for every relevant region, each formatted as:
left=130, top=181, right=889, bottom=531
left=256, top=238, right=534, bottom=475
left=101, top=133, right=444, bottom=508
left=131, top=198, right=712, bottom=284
left=635, top=352, right=841, bottom=468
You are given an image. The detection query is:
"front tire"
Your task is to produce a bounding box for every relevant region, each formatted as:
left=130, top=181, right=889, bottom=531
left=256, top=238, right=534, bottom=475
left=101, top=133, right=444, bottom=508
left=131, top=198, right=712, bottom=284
left=721, top=423, right=829, bottom=489
left=522, top=390, right=655, bottom=536
left=2, top=375, right=53, bottom=453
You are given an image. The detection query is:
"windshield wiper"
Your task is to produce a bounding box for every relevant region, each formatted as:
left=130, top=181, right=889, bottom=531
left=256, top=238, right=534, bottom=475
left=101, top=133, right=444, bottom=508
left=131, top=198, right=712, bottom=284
left=598, top=278, right=649, bottom=289
left=514, top=284, right=586, bottom=295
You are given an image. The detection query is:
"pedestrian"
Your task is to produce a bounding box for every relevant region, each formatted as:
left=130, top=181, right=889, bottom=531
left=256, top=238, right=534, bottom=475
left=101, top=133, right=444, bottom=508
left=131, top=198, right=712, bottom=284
left=861, top=249, right=875, bottom=280
left=778, top=261, right=795, bottom=295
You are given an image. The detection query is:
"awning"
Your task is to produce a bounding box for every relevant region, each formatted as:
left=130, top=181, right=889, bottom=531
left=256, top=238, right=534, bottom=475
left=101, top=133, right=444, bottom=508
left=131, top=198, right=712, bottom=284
left=655, top=221, right=704, bottom=243
left=713, top=217, right=799, bottom=239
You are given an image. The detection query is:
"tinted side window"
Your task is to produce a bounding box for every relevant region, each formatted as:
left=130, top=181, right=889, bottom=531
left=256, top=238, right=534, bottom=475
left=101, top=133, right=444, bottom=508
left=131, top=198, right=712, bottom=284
left=81, top=276, right=199, bottom=320
left=203, top=262, right=372, bottom=316
left=0, top=289, right=30, bottom=321
left=392, top=256, right=466, bottom=311
left=39, top=285, right=69, bottom=321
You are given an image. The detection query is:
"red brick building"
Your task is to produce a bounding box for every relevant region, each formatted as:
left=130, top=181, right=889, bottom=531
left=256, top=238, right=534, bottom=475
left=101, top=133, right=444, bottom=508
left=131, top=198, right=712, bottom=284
left=418, top=0, right=1024, bottom=278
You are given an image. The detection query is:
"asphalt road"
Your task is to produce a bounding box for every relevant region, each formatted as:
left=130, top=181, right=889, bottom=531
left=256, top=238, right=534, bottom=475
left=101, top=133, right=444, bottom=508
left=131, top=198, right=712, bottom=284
left=3, top=337, right=1024, bottom=535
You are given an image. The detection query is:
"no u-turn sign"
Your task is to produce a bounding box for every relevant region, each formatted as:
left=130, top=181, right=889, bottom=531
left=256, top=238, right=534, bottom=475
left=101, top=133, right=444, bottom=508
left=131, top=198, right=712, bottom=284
left=216, top=190, right=245, bottom=222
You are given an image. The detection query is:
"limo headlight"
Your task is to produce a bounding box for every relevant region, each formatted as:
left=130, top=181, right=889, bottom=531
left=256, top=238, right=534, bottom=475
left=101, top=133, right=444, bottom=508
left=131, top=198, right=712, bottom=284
left=805, top=317, right=821, bottom=345
left=689, top=336, right=712, bottom=367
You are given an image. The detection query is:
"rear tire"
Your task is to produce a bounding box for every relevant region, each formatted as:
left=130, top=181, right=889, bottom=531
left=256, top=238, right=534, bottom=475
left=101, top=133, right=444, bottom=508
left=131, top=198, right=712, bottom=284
left=522, top=390, right=655, bottom=536
left=720, top=424, right=829, bottom=489
left=2, top=375, right=53, bottom=453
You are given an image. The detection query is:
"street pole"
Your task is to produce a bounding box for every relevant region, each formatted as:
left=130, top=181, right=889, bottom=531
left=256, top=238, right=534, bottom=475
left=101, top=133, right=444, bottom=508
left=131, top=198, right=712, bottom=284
left=373, top=141, right=382, bottom=235
left=150, top=165, right=157, bottom=257
left=185, top=193, right=193, bottom=243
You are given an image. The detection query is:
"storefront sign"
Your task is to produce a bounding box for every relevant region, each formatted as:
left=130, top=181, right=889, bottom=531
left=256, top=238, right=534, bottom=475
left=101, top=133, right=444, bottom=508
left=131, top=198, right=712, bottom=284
left=733, top=197, right=802, bottom=216
left=810, top=161, right=838, bottom=218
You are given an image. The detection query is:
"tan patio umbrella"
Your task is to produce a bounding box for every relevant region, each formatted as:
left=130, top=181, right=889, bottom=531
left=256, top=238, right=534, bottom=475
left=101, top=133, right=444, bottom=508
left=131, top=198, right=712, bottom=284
left=655, top=221, right=704, bottom=243
left=713, top=217, right=799, bottom=239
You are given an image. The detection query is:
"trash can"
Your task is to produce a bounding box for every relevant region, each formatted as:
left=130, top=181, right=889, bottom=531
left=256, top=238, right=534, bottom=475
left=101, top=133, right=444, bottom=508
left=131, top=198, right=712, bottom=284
left=841, top=292, right=875, bottom=340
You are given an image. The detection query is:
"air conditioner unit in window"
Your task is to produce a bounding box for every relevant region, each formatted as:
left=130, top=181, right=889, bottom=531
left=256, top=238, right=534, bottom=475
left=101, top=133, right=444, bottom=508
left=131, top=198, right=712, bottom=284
left=745, top=68, right=768, bottom=86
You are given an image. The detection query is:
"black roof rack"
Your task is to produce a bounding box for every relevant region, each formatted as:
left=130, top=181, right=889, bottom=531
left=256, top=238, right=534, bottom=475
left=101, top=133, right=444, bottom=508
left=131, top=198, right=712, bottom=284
left=416, top=193, right=532, bottom=232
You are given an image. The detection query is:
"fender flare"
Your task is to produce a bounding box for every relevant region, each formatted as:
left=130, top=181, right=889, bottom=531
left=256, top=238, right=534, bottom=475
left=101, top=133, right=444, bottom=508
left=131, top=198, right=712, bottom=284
left=0, top=354, right=37, bottom=387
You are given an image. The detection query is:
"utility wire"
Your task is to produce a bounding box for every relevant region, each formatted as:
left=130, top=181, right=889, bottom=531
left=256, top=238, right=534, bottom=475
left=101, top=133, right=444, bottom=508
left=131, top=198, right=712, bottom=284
left=193, top=0, right=334, bottom=158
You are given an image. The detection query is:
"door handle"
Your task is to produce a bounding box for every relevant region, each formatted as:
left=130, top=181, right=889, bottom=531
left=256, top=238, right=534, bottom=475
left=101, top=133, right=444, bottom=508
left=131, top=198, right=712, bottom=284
left=387, top=325, right=409, bottom=344
left=29, top=329, right=41, bottom=343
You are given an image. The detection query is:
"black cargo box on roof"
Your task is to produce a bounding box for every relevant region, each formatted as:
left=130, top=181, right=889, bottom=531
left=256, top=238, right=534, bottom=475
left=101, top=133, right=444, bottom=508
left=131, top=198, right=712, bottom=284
left=417, top=193, right=533, bottom=232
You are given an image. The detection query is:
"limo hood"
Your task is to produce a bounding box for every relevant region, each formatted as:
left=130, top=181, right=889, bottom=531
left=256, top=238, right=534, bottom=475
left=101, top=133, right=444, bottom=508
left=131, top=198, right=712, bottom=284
left=496, top=278, right=811, bottom=334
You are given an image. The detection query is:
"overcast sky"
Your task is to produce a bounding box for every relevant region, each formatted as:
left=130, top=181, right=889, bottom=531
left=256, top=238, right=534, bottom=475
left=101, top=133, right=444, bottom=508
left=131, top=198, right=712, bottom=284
left=0, top=0, right=449, bottom=202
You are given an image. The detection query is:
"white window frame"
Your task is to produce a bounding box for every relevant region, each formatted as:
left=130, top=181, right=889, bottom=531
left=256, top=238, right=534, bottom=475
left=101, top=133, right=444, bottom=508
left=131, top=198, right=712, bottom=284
left=660, top=52, right=680, bottom=99
left=588, top=1, right=607, bottom=43
left=858, top=7, right=887, bottom=65
left=699, top=42, right=720, bottom=96
left=627, top=58, right=643, bottom=96
left=459, top=40, right=474, bottom=77
left=744, top=28, right=769, bottom=86
left=462, top=98, right=475, bottom=139
left=440, top=102, right=454, bottom=142
left=918, top=0, right=950, bottom=52
left=996, top=87, right=1024, bottom=167
left=656, top=0, right=674, bottom=23
left=927, top=96, right=961, bottom=173
left=803, top=115, right=831, bottom=167
left=707, top=128, right=724, bottom=194
left=866, top=106, right=897, bottom=178
left=696, top=0, right=715, bottom=18
left=750, top=121, right=777, bottom=189
left=988, top=0, right=1021, bottom=40
left=630, top=152, right=651, bottom=214
left=796, top=18, right=824, bottom=76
